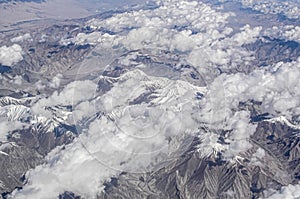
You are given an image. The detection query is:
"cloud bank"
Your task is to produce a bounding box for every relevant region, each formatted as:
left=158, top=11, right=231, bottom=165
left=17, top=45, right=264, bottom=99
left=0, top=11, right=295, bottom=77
left=264, top=25, right=300, bottom=43
left=8, top=0, right=300, bottom=198
left=78, top=0, right=262, bottom=81
left=235, top=0, right=300, bottom=19
left=13, top=54, right=300, bottom=198
left=11, top=68, right=205, bottom=199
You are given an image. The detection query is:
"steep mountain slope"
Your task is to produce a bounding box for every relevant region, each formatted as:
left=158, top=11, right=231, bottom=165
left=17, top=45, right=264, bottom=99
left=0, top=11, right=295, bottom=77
left=1, top=0, right=300, bottom=199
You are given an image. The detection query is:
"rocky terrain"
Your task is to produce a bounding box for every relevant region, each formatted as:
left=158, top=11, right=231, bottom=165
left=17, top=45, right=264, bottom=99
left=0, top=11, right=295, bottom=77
left=1, top=0, right=300, bottom=198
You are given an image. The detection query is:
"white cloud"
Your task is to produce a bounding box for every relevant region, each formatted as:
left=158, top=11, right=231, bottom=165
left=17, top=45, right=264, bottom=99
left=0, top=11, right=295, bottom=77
left=254, top=148, right=265, bottom=159
left=10, top=39, right=300, bottom=199
left=231, top=24, right=262, bottom=45
left=0, top=103, right=29, bottom=142
left=32, top=80, right=97, bottom=119
left=16, top=58, right=300, bottom=197
left=264, top=183, right=300, bottom=199
left=282, top=26, right=300, bottom=43
left=16, top=57, right=300, bottom=197
left=10, top=75, right=23, bottom=85
left=79, top=0, right=263, bottom=83
left=236, top=0, right=300, bottom=19
left=10, top=33, right=32, bottom=43
left=264, top=25, right=300, bottom=43
left=35, top=80, right=46, bottom=91
left=49, top=73, right=63, bottom=88
left=196, top=58, right=300, bottom=158
left=11, top=142, right=107, bottom=199
left=222, top=111, right=257, bottom=159
left=39, top=34, right=47, bottom=43
left=0, top=120, right=23, bottom=142
left=251, top=147, right=265, bottom=166
left=12, top=69, right=205, bottom=199
left=0, top=44, right=23, bottom=66
left=8, top=0, right=300, bottom=198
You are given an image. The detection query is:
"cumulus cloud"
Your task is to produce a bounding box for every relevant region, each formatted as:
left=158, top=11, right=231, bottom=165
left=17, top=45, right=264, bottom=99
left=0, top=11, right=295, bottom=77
left=236, top=0, right=300, bottom=19
left=10, top=75, right=23, bottom=85
left=17, top=57, right=300, bottom=196
left=0, top=120, right=23, bottom=142
left=8, top=0, right=300, bottom=198
left=17, top=58, right=300, bottom=196
left=0, top=44, right=23, bottom=66
left=251, top=147, right=265, bottom=166
left=39, top=34, right=47, bottom=43
left=12, top=69, right=205, bottom=198
left=196, top=58, right=300, bottom=158
left=32, top=79, right=98, bottom=118
left=34, top=74, right=64, bottom=90
left=10, top=33, right=32, bottom=43
left=0, top=103, right=29, bottom=142
left=80, top=0, right=264, bottom=83
left=35, top=80, right=46, bottom=91
left=49, top=73, right=63, bottom=88
left=264, top=183, right=300, bottom=199
left=264, top=25, right=300, bottom=43
left=11, top=141, right=108, bottom=199
left=60, top=32, right=107, bottom=46
left=10, top=42, right=299, bottom=199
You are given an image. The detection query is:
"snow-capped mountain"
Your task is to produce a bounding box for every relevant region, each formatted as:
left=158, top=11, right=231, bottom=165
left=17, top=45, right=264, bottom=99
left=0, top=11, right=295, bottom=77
left=1, top=0, right=300, bottom=199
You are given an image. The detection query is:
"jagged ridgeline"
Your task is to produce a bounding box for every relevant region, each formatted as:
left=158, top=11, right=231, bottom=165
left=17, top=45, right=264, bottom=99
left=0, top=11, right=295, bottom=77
left=1, top=0, right=300, bottom=198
